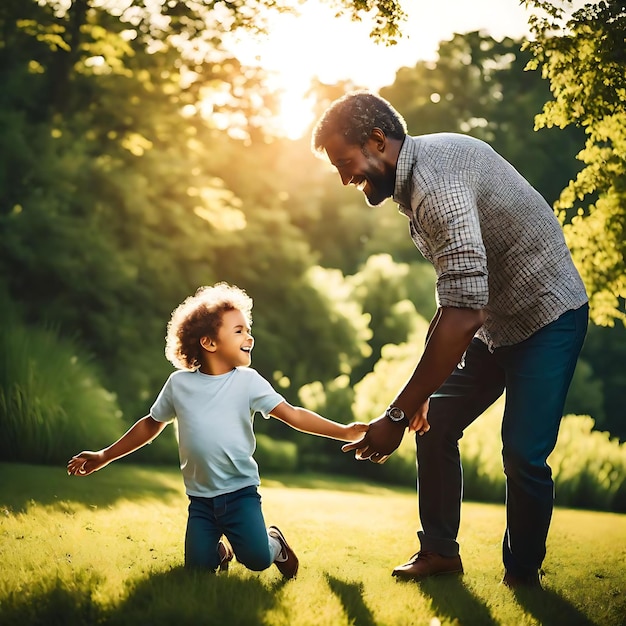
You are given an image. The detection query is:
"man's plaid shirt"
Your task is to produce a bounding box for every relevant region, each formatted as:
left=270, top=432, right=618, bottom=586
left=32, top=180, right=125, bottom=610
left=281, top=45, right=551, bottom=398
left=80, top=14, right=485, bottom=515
left=393, top=133, right=588, bottom=349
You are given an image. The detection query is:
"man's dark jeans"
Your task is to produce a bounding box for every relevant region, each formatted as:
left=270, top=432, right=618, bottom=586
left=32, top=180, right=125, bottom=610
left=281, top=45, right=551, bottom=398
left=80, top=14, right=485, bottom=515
left=415, top=304, right=589, bottom=576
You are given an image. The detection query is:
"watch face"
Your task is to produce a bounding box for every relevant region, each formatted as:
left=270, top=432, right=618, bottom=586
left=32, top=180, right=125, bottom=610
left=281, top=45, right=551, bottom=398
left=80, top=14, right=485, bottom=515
left=387, top=407, right=405, bottom=422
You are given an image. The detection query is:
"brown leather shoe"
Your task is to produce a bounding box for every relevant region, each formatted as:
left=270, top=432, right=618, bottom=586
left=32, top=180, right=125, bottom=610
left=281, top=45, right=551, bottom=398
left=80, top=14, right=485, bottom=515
left=392, top=551, right=464, bottom=581
left=502, top=570, right=543, bottom=589
left=217, top=539, right=234, bottom=572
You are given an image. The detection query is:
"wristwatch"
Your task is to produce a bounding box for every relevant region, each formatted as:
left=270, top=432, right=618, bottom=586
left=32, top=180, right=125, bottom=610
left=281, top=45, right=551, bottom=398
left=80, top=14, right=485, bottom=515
left=385, top=406, right=406, bottom=423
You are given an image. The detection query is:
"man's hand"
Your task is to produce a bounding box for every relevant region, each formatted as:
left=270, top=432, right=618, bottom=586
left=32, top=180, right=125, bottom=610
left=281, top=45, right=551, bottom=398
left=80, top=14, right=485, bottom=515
left=408, top=399, right=431, bottom=435
left=341, top=414, right=406, bottom=464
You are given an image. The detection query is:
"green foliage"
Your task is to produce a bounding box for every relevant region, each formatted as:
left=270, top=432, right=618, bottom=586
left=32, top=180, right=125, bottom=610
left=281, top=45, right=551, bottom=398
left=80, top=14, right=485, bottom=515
left=2, top=0, right=624, bottom=489
left=0, top=292, right=122, bottom=464
left=346, top=254, right=436, bottom=381
left=299, top=376, right=357, bottom=427
left=0, top=1, right=382, bottom=418
left=351, top=323, right=429, bottom=423
left=551, top=415, right=626, bottom=512
left=254, top=433, right=298, bottom=473
left=524, top=0, right=626, bottom=325
left=563, top=357, right=605, bottom=424
left=577, top=322, right=626, bottom=439
left=330, top=0, right=407, bottom=44
left=381, top=30, right=585, bottom=205
left=460, top=398, right=626, bottom=513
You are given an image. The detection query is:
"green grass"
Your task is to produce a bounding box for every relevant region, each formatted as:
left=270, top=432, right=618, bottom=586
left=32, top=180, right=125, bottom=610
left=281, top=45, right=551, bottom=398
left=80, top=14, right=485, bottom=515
left=1, top=463, right=624, bottom=626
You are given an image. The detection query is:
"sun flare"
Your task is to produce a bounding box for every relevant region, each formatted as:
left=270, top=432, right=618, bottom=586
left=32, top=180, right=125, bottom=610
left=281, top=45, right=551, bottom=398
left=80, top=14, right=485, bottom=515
left=273, top=86, right=317, bottom=140
left=223, top=4, right=395, bottom=140
left=223, top=0, right=535, bottom=139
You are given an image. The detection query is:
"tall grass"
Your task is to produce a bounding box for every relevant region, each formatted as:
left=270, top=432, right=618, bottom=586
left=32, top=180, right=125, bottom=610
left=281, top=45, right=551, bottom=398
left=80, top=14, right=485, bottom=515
left=0, top=294, right=123, bottom=463
left=1, top=463, right=625, bottom=626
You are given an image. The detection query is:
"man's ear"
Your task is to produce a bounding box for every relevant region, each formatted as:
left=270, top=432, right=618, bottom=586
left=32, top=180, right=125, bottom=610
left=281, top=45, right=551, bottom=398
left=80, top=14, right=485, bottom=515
left=369, top=127, right=386, bottom=152
left=200, top=336, right=216, bottom=352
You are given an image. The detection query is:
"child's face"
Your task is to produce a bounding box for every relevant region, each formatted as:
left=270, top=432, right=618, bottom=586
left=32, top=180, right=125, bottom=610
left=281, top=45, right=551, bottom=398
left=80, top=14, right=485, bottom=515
left=212, top=308, right=254, bottom=369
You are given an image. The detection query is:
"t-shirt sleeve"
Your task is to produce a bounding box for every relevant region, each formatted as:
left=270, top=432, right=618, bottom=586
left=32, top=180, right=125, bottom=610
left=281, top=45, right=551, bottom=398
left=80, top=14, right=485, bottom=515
left=248, top=370, right=285, bottom=419
left=149, top=375, right=176, bottom=423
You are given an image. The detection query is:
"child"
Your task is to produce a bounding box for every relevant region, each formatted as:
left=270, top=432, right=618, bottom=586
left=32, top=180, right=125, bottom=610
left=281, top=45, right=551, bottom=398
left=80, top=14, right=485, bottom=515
left=67, top=282, right=367, bottom=579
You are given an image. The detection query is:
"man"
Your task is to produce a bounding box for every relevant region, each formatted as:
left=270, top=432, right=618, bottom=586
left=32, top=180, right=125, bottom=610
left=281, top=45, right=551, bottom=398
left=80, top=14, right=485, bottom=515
left=311, top=91, right=588, bottom=588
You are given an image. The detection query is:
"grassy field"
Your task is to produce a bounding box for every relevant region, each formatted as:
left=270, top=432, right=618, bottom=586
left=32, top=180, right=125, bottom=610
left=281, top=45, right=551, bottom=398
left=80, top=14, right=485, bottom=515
left=0, top=462, right=624, bottom=626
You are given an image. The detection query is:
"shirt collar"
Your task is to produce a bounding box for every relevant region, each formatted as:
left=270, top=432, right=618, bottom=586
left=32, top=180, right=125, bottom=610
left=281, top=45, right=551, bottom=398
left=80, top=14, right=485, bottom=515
left=393, top=136, right=417, bottom=216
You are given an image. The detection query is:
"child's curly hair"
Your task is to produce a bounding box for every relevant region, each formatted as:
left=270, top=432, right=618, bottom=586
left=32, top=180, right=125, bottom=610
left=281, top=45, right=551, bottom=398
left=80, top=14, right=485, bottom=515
left=165, top=282, right=253, bottom=370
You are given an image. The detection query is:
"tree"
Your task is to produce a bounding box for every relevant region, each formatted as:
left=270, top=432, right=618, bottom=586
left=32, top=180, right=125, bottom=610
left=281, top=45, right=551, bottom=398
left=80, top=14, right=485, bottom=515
left=0, top=0, right=407, bottom=418
left=381, top=31, right=585, bottom=205
left=524, top=0, right=626, bottom=326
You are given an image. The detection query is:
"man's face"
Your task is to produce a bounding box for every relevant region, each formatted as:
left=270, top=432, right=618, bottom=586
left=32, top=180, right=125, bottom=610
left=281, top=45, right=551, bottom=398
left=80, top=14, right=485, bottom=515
left=324, top=133, right=395, bottom=207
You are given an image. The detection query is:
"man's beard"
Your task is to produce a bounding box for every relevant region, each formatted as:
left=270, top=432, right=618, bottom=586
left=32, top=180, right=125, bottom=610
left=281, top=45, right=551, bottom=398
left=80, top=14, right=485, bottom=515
left=361, top=148, right=394, bottom=207
left=363, top=173, right=394, bottom=207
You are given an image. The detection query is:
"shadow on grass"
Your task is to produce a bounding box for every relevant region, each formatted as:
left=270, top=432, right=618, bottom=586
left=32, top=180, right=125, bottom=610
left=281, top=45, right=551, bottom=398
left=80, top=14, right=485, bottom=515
left=326, top=574, right=377, bottom=626
left=416, top=576, right=597, bottom=626
left=0, top=567, right=284, bottom=626
left=109, top=566, right=285, bottom=626
left=0, top=570, right=107, bottom=626
left=511, top=587, right=596, bottom=626
left=0, top=462, right=183, bottom=513
left=411, top=575, right=499, bottom=625
left=0, top=463, right=407, bottom=514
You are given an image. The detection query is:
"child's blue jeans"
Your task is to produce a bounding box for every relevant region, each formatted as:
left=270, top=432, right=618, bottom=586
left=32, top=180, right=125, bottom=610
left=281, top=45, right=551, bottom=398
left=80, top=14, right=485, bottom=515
left=185, top=485, right=274, bottom=571
left=415, top=303, right=588, bottom=576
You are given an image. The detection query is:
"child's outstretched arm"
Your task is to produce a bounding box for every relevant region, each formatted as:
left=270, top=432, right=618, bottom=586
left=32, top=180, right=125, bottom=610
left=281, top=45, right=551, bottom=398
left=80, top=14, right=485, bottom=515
left=269, top=402, right=367, bottom=442
left=67, top=415, right=167, bottom=476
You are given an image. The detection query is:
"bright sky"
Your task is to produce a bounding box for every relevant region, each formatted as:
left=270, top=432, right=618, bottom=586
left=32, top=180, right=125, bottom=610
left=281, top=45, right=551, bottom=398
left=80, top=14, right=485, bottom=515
left=229, top=0, right=536, bottom=137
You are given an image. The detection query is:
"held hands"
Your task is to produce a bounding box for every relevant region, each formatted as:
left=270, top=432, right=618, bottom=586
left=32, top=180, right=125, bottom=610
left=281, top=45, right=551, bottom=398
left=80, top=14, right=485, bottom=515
left=343, top=421, right=370, bottom=441
left=341, top=414, right=405, bottom=464
left=341, top=400, right=431, bottom=464
left=67, top=451, right=108, bottom=476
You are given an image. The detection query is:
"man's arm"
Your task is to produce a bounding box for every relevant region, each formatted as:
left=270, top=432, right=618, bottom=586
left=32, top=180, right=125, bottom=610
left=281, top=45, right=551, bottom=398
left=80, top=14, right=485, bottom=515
left=343, top=306, right=485, bottom=462
left=393, top=306, right=485, bottom=431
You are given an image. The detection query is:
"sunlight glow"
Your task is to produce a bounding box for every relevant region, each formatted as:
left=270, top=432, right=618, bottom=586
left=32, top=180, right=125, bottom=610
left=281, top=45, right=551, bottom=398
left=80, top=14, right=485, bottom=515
left=274, top=89, right=317, bottom=140
left=224, top=0, right=537, bottom=139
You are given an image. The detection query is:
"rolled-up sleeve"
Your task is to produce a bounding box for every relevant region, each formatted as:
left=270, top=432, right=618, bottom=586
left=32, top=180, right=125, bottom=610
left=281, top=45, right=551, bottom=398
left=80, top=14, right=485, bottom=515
left=418, top=178, right=489, bottom=309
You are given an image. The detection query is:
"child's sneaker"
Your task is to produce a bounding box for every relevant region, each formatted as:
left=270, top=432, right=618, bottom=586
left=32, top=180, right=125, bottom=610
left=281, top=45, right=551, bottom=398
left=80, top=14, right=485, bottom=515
left=217, top=539, right=234, bottom=572
left=268, top=525, right=299, bottom=579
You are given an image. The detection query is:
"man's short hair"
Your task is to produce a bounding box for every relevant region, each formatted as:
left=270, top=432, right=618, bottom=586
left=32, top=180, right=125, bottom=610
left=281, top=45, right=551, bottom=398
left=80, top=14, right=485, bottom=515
left=312, top=91, right=407, bottom=153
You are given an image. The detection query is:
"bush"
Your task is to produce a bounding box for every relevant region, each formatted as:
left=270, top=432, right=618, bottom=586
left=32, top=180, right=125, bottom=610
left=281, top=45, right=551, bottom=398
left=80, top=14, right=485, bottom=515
left=255, top=433, right=298, bottom=473
left=551, top=415, right=626, bottom=512
left=0, top=291, right=123, bottom=464
left=460, top=399, right=626, bottom=512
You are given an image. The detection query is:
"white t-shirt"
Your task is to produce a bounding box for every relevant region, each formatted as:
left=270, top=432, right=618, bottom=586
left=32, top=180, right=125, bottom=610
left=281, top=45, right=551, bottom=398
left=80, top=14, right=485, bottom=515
left=150, top=367, right=284, bottom=497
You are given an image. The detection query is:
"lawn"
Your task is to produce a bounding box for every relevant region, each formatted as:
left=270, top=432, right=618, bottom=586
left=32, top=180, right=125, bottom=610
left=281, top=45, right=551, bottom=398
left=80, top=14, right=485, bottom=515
left=0, top=462, right=624, bottom=625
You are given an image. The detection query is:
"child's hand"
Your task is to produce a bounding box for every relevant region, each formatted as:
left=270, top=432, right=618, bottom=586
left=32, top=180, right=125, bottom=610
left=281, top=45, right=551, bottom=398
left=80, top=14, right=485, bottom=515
left=343, top=421, right=369, bottom=442
left=67, top=451, right=108, bottom=476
